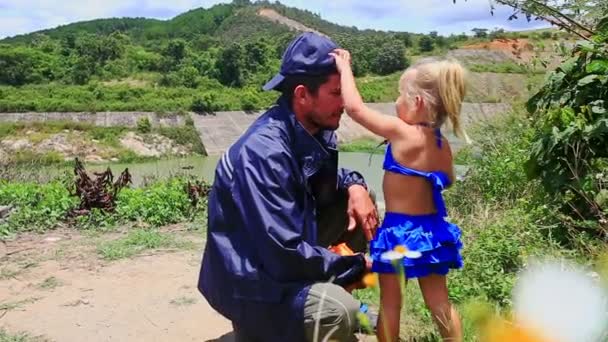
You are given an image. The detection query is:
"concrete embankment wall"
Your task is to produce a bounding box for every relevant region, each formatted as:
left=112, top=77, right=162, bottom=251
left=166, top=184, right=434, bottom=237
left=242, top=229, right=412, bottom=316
left=0, top=102, right=511, bottom=155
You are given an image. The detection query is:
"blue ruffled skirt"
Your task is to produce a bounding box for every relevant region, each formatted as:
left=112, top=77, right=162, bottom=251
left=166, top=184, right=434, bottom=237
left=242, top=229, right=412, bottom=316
left=370, top=212, right=463, bottom=279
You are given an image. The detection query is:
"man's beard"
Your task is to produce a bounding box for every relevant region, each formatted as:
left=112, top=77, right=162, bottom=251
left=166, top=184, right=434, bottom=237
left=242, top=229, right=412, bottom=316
left=309, top=111, right=341, bottom=132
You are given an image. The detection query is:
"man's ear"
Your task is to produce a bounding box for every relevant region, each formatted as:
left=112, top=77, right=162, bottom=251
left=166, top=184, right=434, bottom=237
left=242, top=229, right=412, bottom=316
left=293, top=85, right=309, bottom=105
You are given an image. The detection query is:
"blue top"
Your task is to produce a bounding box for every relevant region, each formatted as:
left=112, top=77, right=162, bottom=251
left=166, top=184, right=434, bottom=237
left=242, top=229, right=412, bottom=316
left=382, top=143, right=451, bottom=217
left=198, top=96, right=368, bottom=341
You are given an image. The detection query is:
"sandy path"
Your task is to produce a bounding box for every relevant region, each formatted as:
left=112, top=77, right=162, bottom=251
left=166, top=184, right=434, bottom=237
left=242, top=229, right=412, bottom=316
left=0, top=231, right=233, bottom=342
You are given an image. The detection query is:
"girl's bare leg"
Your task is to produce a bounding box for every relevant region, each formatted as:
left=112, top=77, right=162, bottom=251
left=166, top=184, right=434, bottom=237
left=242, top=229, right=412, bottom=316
left=377, top=274, right=402, bottom=342
left=418, top=274, right=462, bottom=342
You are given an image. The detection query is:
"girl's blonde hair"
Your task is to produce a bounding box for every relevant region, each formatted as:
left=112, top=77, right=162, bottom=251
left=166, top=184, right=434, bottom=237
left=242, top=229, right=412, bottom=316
left=399, top=58, right=470, bottom=143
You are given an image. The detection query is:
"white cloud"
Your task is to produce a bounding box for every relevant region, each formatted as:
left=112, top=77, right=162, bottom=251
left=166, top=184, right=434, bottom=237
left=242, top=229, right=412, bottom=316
left=311, top=0, right=550, bottom=34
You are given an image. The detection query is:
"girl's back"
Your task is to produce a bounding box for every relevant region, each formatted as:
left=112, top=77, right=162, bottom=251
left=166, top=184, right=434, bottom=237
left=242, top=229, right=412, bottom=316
left=383, top=125, right=454, bottom=216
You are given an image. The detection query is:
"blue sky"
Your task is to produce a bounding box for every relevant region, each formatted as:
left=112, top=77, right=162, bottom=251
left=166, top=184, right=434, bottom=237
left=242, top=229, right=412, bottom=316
left=0, top=0, right=550, bottom=39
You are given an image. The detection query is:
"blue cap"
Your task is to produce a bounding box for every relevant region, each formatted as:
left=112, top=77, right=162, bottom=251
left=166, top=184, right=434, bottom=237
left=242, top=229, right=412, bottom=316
left=262, top=32, right=339, bottom=91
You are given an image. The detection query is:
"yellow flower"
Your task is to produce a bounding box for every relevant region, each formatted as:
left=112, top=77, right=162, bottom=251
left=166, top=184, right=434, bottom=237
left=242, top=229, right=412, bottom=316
left=394, top=245, right=407, bottom=254
left=362, top=273, right=378, bottom=288
left=481, top=318, right=552, bottom=342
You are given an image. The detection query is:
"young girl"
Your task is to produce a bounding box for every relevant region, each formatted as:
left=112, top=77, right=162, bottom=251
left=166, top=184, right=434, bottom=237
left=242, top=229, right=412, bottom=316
left=330, top=49, right=467, bottom=342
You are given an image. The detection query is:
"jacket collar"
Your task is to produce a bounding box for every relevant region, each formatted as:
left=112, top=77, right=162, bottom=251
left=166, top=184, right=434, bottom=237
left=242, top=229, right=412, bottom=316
left=275, top=96, right=336, bottom=178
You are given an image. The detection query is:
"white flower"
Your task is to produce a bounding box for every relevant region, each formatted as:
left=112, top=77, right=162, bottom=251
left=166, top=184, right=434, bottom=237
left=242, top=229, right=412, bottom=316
left=513, top=259, right=608, bottom=342
left=381, top=250, right=405, bottom=261
left=380, top=246, right=422, bottom=261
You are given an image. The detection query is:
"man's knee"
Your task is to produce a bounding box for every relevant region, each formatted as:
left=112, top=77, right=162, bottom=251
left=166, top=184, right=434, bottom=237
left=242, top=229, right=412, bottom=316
left=304, top=283, right=360, bottom=341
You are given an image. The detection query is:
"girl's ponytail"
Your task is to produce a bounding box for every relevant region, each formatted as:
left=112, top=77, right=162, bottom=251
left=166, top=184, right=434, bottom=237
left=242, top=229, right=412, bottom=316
left=437, top=60, right=470, bottom=143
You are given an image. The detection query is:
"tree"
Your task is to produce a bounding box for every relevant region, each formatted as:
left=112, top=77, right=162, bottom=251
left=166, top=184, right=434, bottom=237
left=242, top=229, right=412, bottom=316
left=30, top=34, right=58, bottom=53
left=370, top=40, right=408, bottom=75
left=472, top=28, right=489, bottom=38
left=193, top=34, right=219, bottom=51
left=454, top=0, right=606, bottom=41
left=418, top=36, right=434, bottom=52
left=177, top=65, right=201, bottom=88
left=69, top=56, right=95, bottom=85
left=98, top=32, right=128, bottom=62
left=232, top=0, right=251, bottom=7
left=193, top=52, right=217, bottom=78
left=0, top=46, right=55, bottom=85
left=163, top=39, right=188, bottom=64
left=435, top=35, right=448, bottom=48
left=127, top=48, right=162, bottom=71
left=216, top=43, right=246, bottom=87
left=244, top=39, right=271, bottom=72
left=489, top=28, right=507, bottom=40
left=394, top=32, right=413, bottom=47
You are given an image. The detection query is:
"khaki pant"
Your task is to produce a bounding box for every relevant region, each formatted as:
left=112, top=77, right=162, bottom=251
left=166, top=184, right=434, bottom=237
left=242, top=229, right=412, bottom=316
left=303, top=282, right=361, bottom=342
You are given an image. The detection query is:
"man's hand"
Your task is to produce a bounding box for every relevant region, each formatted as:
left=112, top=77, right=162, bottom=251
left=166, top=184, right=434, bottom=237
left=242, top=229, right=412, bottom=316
left=344, top=255, right=373, bottom=293
left=347, top=184, right=378, bottom=241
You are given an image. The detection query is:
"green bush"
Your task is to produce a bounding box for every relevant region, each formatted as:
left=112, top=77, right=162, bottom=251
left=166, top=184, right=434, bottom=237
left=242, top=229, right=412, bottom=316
left=156, top=126, right=205, bottom=155
left=240, top=90, right=260, bottom=111
left=0, top=177, right=209, bottom=237
left=444, top=110, right=562, bottom=306
left=525, top=26, right=608, bottom=238
left=136, top=116, right=152, bottom=134
left=191, top=92, right=220, bottom=113
left=0, top=181, right=77, bottom=236
left=115, top=178, right=193, bottom=226
left=89, top=126, right=128, bottom=146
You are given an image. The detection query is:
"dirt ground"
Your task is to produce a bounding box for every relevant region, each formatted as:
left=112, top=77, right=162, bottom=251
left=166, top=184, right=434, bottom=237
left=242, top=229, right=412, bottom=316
left=0, top=227, right=235, bottom=342
left=461, top=38, right=533, bottom=51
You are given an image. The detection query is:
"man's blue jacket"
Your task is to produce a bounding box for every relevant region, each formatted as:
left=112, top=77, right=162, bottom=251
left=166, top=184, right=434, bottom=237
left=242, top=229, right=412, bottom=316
left=198, top=96, right=368, bottom=341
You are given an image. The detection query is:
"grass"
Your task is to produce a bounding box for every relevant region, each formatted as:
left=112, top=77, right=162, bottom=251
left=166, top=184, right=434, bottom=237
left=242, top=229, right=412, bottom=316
left=169, top=296, right=197, bottom=306
left=97, top=229, right=194, bottom=260
left=339, top=138, right=386, bottom=154
left=36, top=277, right=62, bottom=290
left=0, top=329, right=47, bottom=342
left=0, top=268, right=20, bottom=280
left=0, top=298, right=40, bottom=312
left=350, top=108, right=577, bottom=341
left=358, top=72, right=400, bottom=103
left=156, top=125, right=205, bottom=155
left=354, top=282, right=439, bottom=340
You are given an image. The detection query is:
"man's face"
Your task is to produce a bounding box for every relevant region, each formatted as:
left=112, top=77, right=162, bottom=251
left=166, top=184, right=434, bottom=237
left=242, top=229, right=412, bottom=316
left=303, top=74, right=344, bottom=132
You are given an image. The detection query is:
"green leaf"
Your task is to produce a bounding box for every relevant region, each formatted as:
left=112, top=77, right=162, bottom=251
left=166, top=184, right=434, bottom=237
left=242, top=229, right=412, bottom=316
left=590, top=100, right=607, bottom=115
left=597, top=16, right=608, bottom=33
left=548, top=71, right=566, bottom=86
left=595, top=190, right=608, bottom=208
left=576, top=41, right=596, bottom=52
left=586, top=60, right=608, bottom=74
left=526, top=91, right=545, bottom=114
left=558, top=57, right=579, bottom=74
left=578, top=74, right=599, bottom=86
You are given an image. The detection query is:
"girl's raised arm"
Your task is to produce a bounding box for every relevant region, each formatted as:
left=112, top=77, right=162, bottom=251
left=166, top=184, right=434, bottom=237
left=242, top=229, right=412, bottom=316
left=331, top=49, right=405, bottom=141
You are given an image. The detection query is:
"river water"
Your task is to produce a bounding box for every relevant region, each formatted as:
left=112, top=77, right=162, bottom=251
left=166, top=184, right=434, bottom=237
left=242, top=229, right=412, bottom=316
left=28, top=152, right=467, bottom=212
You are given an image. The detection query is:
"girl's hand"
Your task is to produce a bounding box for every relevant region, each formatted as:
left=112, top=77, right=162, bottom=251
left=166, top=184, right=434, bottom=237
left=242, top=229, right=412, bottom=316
left=329, top=49, right=352, bottom=74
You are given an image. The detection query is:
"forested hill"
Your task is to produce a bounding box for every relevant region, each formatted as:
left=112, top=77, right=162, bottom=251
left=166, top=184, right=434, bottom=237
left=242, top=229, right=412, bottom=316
left=0, top=0, right=468, bottom=88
